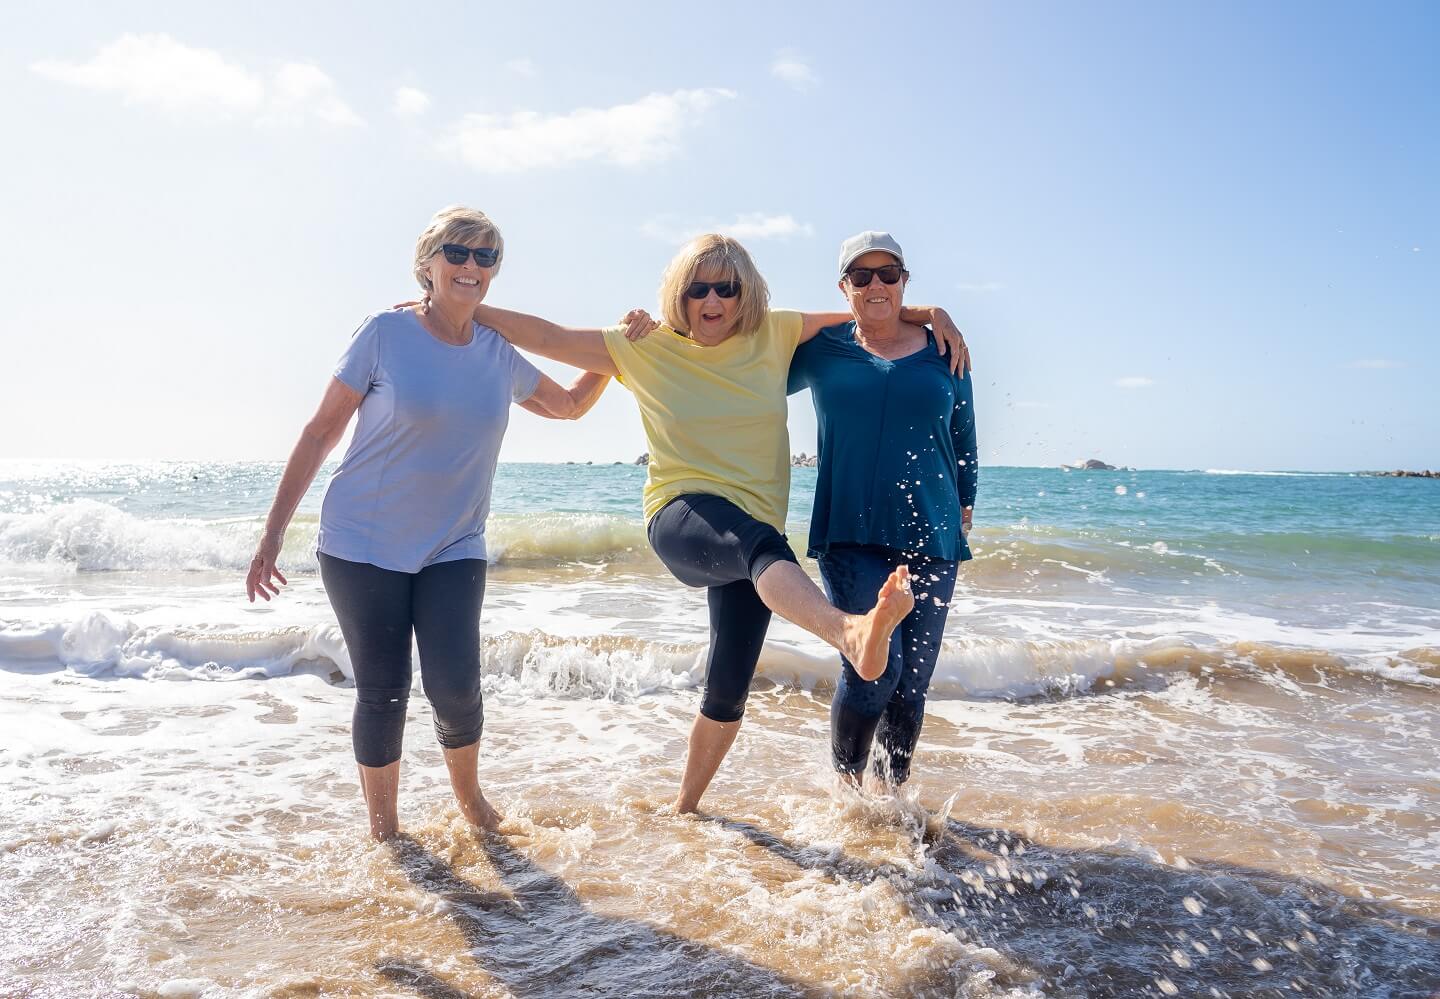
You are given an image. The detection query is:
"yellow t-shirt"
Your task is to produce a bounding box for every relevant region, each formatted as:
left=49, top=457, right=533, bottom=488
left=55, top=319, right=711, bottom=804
left=602, top=309, right=804, bottom=532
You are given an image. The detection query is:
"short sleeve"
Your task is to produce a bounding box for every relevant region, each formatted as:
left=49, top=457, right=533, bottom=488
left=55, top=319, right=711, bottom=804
left=599, top=324, right=634, bottom=388
left=508, top=344, right=542, bottom=402
left=769, top=309, right=805, bottom=355
left=333, top=316, right=381, bottom=394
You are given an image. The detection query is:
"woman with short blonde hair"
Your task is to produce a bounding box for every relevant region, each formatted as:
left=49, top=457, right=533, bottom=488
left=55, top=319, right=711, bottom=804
left=469, top=235, right=969, bottom=814
left=656, top=234, right=769, bottom=336
left=244, top=206, right=613, bottom=841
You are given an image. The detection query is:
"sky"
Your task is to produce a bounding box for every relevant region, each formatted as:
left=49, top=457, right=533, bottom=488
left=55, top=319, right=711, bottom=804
left=2, top=1, right=1436, bottom=471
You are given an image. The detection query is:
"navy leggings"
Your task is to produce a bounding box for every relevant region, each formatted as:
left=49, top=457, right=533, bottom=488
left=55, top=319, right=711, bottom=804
left=817, top=545, right=957, bottom=784
left=318, top=553, right=487, bottom=768
left=647, top=494, right=800, bottom=723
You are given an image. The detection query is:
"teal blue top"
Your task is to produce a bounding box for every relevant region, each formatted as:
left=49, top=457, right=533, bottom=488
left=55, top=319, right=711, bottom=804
left=788, top=322, right=977, bottom=562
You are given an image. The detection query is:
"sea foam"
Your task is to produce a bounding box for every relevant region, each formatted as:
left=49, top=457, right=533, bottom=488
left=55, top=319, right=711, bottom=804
left=0, top=501, right=650, bottom=572
left=4, top=616, right=1433, bottom=698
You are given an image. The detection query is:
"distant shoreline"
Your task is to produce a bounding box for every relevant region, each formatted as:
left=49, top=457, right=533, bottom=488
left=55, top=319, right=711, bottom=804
left=0, top=458, right=1434, bottom=477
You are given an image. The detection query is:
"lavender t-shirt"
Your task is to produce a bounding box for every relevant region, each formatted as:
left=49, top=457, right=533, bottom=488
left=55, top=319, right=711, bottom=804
left=316, top=309, right=540, bottom=572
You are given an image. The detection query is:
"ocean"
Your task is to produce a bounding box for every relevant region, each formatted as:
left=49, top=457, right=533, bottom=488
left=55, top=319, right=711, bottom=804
left=2, top=460, right=1437, bottom=997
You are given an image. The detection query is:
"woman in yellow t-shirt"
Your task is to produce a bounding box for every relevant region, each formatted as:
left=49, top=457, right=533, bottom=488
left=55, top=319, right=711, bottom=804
left=474, top=235, right=967, bottom=814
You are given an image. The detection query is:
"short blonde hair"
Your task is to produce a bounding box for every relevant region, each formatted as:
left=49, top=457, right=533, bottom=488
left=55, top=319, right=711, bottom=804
left=657, top=234, right=770, bottom=336
left=412, top=205, right=505, bottom=294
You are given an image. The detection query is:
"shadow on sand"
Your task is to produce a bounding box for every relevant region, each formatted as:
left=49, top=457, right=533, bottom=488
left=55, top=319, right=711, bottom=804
left=713, top=814, right=1440, bottom=998
left=376, top=833, right=815, bottom=999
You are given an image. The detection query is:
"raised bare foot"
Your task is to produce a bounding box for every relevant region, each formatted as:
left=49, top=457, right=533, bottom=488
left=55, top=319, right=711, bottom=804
left=456, top=789, right=504, bottom=832
left=845, top=565, right=914, bottom=681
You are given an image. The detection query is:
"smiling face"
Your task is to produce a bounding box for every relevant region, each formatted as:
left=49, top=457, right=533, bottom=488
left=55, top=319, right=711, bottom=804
left=840, top=249, right=907, bottom=324
left=424, top=243, right=497, bottom=311
left=682, top=264, right=743, bottom=345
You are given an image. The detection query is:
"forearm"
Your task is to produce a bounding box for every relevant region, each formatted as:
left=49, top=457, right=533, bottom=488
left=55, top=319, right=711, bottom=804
left=956, top=445, right=978, bottom=509
left=900, top=304, right=941, bottom=325
left=563, top=370, right=610, bottom=419
left=262, top=426, right=339, bottom=543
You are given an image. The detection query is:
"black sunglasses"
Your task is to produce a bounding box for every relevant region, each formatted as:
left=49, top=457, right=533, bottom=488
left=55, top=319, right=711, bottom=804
left=439, top=243, right=499, bottom=267
left=845, top=264, right=906, bottom=287
left=684, top=280, right=741, bottom=300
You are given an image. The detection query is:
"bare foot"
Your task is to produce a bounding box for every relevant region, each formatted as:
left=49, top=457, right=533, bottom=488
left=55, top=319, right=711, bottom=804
left=368, top=815, right=401, bottom=842
left=456, top=789, right=504, bottom=832
left=844, top=565, right=914, bottom=681
left=673, top=795, right=702, bottom=815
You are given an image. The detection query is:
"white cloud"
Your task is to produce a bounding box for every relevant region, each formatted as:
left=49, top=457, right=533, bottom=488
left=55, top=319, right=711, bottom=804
left=957, top=281, right=1005, bottom=293
left=505, top=58, right=538, bottom=77
left=392, top=86, right=431, bottom=116
left=641, top=213, right=813, bottom=243
left=31, top=33, right=362, bottom=126
left=263, top=63, right=363, bottom=127
left=1349, top=359, right=1402, bottom=370
left=1114, top=376, right=1155, bottom=389
left=771, top=50, right=818, bottom=91
left=441, top=88, right=736, bottom=172
left=32, top=33, right=263, bottom=113
left=1015, top=400, right=1052, bottom=409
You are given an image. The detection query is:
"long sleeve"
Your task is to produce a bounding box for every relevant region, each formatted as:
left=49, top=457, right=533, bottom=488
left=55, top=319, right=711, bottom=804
left=952, top=371, right=978, bottom=509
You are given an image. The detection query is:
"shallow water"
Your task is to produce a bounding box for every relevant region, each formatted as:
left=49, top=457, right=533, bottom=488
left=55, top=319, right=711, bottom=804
left=2, top=462, right=1439, bottom=996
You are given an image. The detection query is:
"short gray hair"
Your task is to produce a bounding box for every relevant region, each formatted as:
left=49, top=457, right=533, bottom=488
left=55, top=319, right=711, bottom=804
left=412, top=206, right=505, bottom=293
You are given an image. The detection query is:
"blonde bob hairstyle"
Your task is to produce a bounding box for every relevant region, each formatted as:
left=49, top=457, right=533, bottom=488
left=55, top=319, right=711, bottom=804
left=658, top=234, right=771, bottom=336
left=412, top=205, right=505, bottom=295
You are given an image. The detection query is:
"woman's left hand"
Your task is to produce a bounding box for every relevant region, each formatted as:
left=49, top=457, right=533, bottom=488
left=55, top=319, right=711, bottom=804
left=931, top=309, right=971, bottom=375
left=622, top=308, right=660, bottom=341
left=962, top=506, right=974, bottom=537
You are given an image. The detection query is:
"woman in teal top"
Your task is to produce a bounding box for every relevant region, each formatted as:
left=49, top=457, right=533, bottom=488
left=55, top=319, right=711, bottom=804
left=788, top=231, right=978, bottom=787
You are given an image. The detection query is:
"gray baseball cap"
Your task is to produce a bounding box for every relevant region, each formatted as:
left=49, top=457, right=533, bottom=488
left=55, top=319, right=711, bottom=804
left=838, top=230, right=905, bottom=276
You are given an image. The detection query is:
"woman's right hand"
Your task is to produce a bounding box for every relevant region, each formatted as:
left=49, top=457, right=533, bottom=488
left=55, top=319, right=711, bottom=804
left=246, top=535, right=289, bottom=602
left=622, top=308, right=660, bottom=341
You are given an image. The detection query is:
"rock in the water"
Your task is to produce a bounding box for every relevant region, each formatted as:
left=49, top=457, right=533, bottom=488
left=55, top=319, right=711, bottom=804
left=634, top=453, right=650, bottom=465
left=1061, top=458, right=1123, bottom=471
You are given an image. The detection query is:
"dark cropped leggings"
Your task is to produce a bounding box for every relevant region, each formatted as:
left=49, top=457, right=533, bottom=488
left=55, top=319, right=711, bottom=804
left=318, top=552, right=487, bottom=768
left=818, top=545, right=957, bottom=784
left=647, top=494, right=799, bottom=723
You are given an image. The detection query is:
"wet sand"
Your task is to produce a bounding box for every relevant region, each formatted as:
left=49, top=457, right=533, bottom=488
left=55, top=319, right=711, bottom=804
left=4, top=657, right=1438, bottom=998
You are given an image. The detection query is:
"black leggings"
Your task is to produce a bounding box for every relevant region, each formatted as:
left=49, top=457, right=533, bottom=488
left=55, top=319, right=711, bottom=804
left=647, top=494, right=799, bottom=723
left=318, top=553, right=487, bottom=768
left=817, top=545, right=957, bottom=784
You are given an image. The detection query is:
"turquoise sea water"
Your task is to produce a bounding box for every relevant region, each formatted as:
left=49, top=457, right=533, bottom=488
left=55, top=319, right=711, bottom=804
left=2, top=459, right=1435, bottom=679
left=2, top=460, right=1434, bottom=617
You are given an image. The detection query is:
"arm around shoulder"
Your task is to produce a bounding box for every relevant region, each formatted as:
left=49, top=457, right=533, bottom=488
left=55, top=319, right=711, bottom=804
left=473, top=304, right=618, bottom=376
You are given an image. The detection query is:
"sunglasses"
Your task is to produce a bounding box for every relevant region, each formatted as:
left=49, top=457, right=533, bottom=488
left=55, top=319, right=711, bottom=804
left=845, top=264, right=906, bottom=287
left=684, top=280, right=741, bottom=300
left=439, top=243, right=499, bottom=267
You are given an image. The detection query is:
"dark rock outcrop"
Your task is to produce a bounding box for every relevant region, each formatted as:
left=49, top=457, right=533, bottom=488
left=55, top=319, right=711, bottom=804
left=1060, top=459, right=1132, bottom=471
